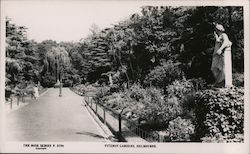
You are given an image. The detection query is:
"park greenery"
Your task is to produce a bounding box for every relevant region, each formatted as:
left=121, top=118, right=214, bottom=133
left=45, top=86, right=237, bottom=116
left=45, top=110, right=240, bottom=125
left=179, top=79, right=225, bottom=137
left=6, top=6, right=244, bottom=142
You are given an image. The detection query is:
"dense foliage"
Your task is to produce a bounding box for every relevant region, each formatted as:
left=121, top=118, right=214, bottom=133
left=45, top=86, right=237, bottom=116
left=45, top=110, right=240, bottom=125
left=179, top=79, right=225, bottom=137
left=70, top=6, right=243, bottom=86
left=88, top=79, right=243, bottom=142
left=5, top=19, right=81, bottom=93
left=194, top=87, right=244, bottom=142
left=164, top=117, right=195, bottom=142
left=6, top=18, right=40, bottom=97
left=6, top=6, right=244, bottom=90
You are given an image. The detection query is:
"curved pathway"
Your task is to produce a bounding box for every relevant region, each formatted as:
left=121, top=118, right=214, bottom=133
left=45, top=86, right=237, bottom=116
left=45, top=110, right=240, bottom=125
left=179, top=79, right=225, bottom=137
left=5, top=88, right=106, bottom=142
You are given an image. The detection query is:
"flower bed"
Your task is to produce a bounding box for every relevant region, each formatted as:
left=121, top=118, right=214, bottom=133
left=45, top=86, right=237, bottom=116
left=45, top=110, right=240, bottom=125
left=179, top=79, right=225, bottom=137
left=74, top=79, right=244, bottom=142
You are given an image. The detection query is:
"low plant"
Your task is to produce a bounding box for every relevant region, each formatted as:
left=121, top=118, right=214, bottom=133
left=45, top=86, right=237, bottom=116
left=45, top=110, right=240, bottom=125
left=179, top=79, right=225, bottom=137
left=165, top=116, right=195, bottom=142
left=201, top=133, right=244, bottom=143
left=194, top=87, right=244, bottom=142
left=144, top=60, right=183, bottom=88
left=165, top=79, right=194, bottom=100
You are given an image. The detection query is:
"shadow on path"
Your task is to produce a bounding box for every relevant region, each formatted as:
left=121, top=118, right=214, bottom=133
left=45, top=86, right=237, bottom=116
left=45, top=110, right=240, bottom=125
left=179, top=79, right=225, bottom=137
left=76, top=131, right=105, bottom=139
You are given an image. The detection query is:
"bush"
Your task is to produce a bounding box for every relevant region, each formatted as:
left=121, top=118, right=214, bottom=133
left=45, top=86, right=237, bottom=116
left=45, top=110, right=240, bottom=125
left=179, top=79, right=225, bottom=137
left=93, top=86, right=111, bottom=104
left=109, top=84, right=122, bottom=93
left=5, top=86, right=13, bottom=98
left=129, top=84, right=147, bottom=101
left=93, top=84, right=174, bottom=126
left=144, top=60, right=183, bottom=88
left=64, top=79, right=73, bottom=87
left=74, top=84, right=99, bottom=95
left=233, top=73, right=244, bottom=87
left=121, top=85, right=168, bottom=125
left=41, top=73, right=56, bottom=88
left=166, top=79, right=194, bottom=100
left=71, top=74, right=82, bottom=85
left=126, top=85, right=183, bottom=126
left=194, top=87, right=244, bottom=142
left=133, top=87, right=167, bottom=125
left=163, top=116, right=195, bottom=142
left=92, top=83, right=189, bottom=128
left=74, top=84, right=86, bottom=94
left=201, top=133, right=244, bottom=143
left=189, top=78, right=207, bottom=91
left=90, top=80, right=244, bottom=142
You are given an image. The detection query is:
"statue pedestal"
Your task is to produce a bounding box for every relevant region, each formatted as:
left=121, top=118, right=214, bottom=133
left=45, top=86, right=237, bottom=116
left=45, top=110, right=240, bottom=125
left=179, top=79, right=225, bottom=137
left=224, top=50, right=233, bottom=87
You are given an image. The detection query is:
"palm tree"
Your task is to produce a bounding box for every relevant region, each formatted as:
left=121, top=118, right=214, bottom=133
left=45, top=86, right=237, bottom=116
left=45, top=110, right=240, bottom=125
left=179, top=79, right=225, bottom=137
left=44, top=46, right=70, bottom=96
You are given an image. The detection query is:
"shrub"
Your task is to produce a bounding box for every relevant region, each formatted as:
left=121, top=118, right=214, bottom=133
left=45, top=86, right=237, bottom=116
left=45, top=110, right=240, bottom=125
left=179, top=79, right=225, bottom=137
left=194, top=87, right=244, bottom=142
left=144, top=60, right=183, bottom=88
left=24, top=84, right=35, bottom=95
left=189, top=78, right=207, bottom=91
left=71, top=74, right=82, bottom=85
left=109, top=84, right=122, bottom=93
left=63, top=79, right=73, bottom=87
left=129, top=84, right=147, bottom=101
left=166, top=79, right=194, bottom=100
left=93, top=84, right=175, bottom=126
left=5, top=86, right=13, bottom=98
left=201, top=133, right=244, bottom=143
left=134, top=87, right=167, bottom=125
left=126, top=86, right=183, bottom=126
left=41, top=73, right=56, bottom=87
left=93, top=83, right=187, bottom=127
left=165, top=78, right=207, bottom=119
left=163, top=116, right=195, bottom=142
left=233, top=73, right=244, bottom=87
left=74, top=84, right=87, bottom=94
left=93, top=86, right=111, bottom=104
left=163, top=97, right=183, bottom=121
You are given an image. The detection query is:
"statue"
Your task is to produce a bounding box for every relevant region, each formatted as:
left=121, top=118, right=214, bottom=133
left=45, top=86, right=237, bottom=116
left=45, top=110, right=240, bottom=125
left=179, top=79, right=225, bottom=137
left=211, top=23, right=233, bottom=87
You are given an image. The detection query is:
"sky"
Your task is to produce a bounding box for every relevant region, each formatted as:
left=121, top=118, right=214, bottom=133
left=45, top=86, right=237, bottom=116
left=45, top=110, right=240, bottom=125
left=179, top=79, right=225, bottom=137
left=3, top=0, right=144, bottom=42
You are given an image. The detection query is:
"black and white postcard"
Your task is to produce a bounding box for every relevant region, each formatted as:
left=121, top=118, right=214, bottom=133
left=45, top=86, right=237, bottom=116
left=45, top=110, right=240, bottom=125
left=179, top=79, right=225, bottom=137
left=0, top=0, right=249, bottom=153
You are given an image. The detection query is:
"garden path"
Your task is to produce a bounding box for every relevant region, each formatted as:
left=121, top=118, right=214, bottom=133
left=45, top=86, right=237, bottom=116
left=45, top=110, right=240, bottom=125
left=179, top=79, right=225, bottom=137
left=5, top=88, right=106, bottom=142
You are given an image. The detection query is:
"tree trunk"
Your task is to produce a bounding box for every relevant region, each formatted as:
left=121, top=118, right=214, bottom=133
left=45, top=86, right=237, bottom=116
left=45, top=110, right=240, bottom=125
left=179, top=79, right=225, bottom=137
left=59, top=67, right=62, bottom=97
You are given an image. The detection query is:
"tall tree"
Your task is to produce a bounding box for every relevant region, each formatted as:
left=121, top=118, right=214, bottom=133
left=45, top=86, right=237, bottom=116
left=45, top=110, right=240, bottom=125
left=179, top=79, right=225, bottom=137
left=6, top=17, right=41, bottom=97
left=44, top=46, right=70, bottom=96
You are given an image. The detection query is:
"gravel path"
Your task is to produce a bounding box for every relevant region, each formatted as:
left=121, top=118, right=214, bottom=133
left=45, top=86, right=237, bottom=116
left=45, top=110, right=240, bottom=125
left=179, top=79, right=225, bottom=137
left=5, top=88, right=106, bottom=142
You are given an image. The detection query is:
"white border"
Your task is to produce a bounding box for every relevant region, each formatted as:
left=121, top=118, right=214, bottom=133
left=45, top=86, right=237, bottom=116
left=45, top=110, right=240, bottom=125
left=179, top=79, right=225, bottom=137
left=0, top=0, right=6, bottom=153
left=0, top=0, right=249, bottom=153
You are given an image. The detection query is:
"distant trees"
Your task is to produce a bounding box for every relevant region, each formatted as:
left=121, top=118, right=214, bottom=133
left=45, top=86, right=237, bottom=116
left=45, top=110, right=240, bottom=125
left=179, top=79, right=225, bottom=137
left=5, top=19, right=78, bottom=93
left=44, top=46, right=70, bottom=82
left=43, top=46, right=70, bottom=95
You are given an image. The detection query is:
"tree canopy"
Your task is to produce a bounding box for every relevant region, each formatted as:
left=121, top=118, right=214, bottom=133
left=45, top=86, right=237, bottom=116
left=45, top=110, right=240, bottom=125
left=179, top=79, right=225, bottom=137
left=5, top=6, right=244, bottom=93
left=71, top=6, right=243, bottom=87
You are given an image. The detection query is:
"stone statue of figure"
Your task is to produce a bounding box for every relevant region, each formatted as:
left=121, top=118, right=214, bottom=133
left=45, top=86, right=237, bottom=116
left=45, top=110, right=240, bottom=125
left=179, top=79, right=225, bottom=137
left=33, top=84, right=39, bottom=99
left=211, top=23, right=233, bottom=87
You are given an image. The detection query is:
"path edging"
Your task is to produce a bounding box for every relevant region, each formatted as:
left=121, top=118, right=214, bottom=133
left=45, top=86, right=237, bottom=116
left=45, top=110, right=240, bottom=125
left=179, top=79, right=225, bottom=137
left=5, top=88, right=50, bottom=113
left=81, top=100, right=117, bottom=142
